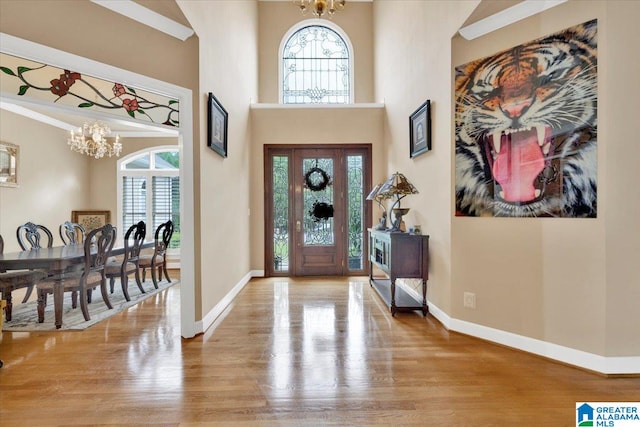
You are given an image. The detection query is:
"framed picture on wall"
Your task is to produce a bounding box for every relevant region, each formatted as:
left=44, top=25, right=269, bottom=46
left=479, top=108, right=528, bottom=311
left=71, top=210, right=111, bottom=233
left=207, top=92, right=228, bottom=158
left=409, top=99, right=431, bottom=158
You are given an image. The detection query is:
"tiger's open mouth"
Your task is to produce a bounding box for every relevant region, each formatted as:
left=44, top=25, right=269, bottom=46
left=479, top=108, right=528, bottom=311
left=486, top=125, right=553, bottom=203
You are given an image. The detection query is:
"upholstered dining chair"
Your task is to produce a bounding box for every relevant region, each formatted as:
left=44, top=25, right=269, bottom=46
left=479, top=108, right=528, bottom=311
left=35, top=224, right=116, bottom=324
left=0, top=234, right=48, bottom=321
left=105, top=221, right=146, bottom=301
left=59, top=221, right=86, bottom=246
left=138, top=220, right=173, bottom=289
left=16, top=222, right=54, bottom=250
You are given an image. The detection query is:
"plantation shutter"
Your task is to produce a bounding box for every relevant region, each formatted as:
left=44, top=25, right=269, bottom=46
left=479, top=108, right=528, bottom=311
left=152, top=176, right=180, bottom=248
left=122, top=176, right=147, bottom=234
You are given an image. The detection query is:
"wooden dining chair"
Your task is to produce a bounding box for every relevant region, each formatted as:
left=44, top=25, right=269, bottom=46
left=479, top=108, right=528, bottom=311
left=59, top=221, right=86, bottom=246
left=16, top=222, right=54, bottom=250
left=105, top=221, right=146, bottom=301
left=0, top=235, right=48, bottom=321
left=138, top=220, right=173, bottom=289
left=35, top=224, right=116, bottom=324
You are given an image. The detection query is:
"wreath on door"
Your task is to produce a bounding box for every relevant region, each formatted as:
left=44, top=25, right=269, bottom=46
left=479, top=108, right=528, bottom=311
left=304, top=166, right=331, bottom=192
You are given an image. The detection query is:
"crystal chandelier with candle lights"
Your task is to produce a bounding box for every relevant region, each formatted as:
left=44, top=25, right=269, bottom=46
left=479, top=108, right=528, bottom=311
left=67, top=120, right=122, bottom=159
left=293, top=0, right=345, bottom=18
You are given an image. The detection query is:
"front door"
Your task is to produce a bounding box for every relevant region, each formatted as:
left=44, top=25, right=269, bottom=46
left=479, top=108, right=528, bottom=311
left=265, top=144, right=371, bottom=277
left=294, top=148, right=342, bottom=275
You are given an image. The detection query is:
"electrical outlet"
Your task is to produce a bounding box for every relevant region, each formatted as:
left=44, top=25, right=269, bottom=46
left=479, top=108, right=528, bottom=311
left=463, top=292, right=476, bottom=309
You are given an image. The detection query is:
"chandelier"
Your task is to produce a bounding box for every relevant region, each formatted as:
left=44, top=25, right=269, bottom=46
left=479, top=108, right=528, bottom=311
left=294, top=0, right=345, bottom=18
left=68, top=120, right=122, bottom=159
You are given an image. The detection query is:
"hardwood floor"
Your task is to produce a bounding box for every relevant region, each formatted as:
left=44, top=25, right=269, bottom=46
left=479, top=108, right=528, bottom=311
left=1, top=276, right=638, bottom=426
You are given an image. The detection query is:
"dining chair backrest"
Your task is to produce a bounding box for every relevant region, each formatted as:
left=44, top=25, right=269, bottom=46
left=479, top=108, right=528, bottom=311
left=123, top=221, right=146, bottom=264
left=59, top=221, right=86, bottom=246
left=153, top=220, right=174, bottom=258
left=17, top=222, right=54, bottom=250
left=83, top=224, right=116, bottom=275
left=0, top=234, right=4, bottom=254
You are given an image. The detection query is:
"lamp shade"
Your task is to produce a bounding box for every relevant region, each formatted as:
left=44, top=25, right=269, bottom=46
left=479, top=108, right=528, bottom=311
left=377, top=172, right=419, bottom=198
left=366, top=184, right=382, bottom=200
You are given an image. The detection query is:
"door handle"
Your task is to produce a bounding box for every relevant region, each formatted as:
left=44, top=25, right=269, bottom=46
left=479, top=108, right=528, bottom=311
left=296, top=220, right=301, bottom=232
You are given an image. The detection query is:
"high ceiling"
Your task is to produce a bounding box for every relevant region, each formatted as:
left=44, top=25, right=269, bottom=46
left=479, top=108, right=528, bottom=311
left=0, top=0, right=522, bottom=138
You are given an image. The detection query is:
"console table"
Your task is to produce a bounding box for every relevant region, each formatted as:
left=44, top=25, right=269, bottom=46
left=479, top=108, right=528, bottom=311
left=368, top=228, right=429, bottom=316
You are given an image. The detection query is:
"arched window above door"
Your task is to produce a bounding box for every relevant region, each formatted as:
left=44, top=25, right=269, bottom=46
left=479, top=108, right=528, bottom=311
left=280, top=21, right=354, bottom=104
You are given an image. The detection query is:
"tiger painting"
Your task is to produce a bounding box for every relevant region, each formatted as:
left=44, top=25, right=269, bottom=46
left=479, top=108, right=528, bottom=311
left=455, top=19, right=597, bottom=217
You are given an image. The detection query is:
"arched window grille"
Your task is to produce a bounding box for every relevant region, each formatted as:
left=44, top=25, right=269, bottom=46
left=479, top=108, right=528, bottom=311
left=281, top=23, right=352, bottom=104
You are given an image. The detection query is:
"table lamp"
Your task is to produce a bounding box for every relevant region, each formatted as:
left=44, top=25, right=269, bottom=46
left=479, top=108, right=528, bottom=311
left=377, top=172, right=419, bottom=232
left=366, top=183, right=391, bottom=230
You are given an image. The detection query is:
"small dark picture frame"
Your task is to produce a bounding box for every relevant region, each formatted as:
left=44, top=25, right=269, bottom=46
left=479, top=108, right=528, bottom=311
left=207, top=92, right=228, bottom=158
left=409, top=99, right=431, bottom=158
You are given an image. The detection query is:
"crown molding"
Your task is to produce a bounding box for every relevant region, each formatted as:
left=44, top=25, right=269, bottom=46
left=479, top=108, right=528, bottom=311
left=90, top=0, right=194, bottom=41
left=459, top=0, right=568, bottom=40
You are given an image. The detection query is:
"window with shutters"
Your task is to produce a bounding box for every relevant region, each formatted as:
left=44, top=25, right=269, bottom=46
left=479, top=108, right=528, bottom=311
left=118, top=147, right=180, bottom=252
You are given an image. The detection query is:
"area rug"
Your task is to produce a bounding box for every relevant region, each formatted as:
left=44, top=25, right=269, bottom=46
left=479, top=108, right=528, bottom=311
left=2, top=279, right=178, bottom=332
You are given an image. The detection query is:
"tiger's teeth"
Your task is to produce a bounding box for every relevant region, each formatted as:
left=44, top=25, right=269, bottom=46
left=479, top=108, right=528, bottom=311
left=535, top=189, right=541, bottom=197
left=492, top=130, right=502, bottom=153
left=542, top=142, right=551, bottom=155
left=499, top=191, right=505, bottom=199
left=536, top=126, right=546, bottom=147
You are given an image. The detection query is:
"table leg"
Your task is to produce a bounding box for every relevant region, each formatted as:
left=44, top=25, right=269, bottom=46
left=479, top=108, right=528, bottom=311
left=390, top=278, right=397, bottom=316
left=54, top=277, right=64, bottom=329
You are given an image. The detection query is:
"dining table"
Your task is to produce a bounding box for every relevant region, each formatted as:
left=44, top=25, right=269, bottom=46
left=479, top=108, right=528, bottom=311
left=0, top=241, right=154, bottom=329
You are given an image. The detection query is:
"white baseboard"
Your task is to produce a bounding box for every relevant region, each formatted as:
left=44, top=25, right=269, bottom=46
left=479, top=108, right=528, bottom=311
left=428, top=301, right=640, bottom=375
left=196, top=270, right=264, bottom=335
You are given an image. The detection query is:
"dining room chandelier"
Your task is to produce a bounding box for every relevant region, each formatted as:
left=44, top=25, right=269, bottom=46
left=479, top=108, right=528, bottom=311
left=293, top=0, right=345, bottom=18
left=67, top=120, right=122, bottom=159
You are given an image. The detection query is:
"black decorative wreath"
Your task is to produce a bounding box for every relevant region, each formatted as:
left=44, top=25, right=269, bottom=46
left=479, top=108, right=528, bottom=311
left=304, top=167, right=331, bottom=192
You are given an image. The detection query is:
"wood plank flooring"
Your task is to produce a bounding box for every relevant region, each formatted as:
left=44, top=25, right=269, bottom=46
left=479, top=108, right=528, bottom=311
left=1, top=276, right=638, bottom=426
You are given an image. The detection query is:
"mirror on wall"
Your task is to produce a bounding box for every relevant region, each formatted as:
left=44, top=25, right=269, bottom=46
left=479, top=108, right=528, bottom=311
left=0, top=141, right=18, bottom=187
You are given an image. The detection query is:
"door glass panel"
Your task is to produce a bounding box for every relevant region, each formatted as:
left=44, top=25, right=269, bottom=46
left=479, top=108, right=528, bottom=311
left=273, top=155, right=289, bottom=272
left=347, top=154, right=364, bottom=270
left=303, top=158, right=334, bottom=246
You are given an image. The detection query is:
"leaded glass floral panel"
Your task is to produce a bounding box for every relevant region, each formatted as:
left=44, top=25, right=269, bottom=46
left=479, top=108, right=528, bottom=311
left=272, top=155, right=290, bottom=272
left=282, top=25, right=350, bottom=104
left=303, top=158, right=334, bottom=245
left=347, top=155, right=364, bottom=270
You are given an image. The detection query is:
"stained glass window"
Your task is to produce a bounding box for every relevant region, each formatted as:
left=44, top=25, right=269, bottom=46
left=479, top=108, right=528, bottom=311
left=272, top=155, right=290, bottom=272
left=282, top=25, right=351, bottom=104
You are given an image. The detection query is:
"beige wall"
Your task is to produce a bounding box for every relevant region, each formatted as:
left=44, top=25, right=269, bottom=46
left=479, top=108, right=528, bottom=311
left=258, top=1, right=374, bottom=103
left=177, top=1, right=258, bottom=316
left=373, top=0, right=477, bottom=319
left=0, top=1, right=198, bottom=90
left=602, top=1, right=640, bottom=356
left=0, top=110, right=90, bottom=252
left=375, top=0, right=640, bottom=357
left=450, top=0, right=640, bottom=357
